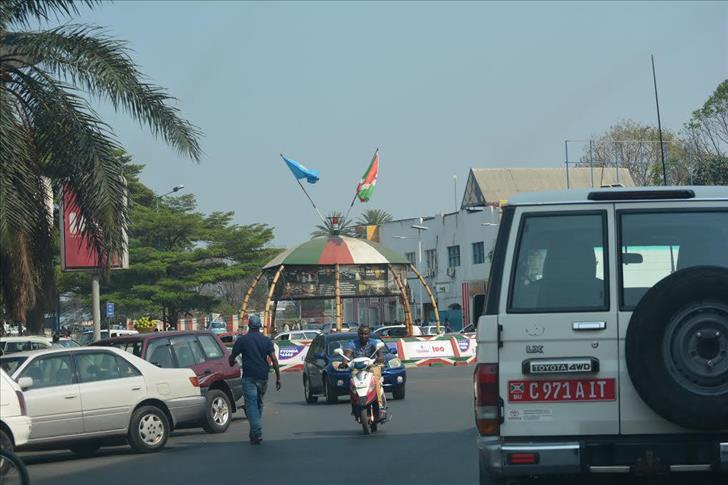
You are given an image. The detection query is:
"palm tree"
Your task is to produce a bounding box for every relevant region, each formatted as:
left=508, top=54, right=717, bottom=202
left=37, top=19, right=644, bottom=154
left=310, top=211, right=355, bottom=238
left=355, top=208, right=393, bottom=226
left=0, top=1, right=202, bottom=329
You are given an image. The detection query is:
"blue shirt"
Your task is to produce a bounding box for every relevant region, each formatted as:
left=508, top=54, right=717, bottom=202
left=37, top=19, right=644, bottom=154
left=344, top=338, right=385, bottom=359
left=231, top=331, right=275, bottom=380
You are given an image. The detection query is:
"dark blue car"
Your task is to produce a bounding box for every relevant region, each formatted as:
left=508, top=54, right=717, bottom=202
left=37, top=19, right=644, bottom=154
left=303, top=332, right=406, bottom=404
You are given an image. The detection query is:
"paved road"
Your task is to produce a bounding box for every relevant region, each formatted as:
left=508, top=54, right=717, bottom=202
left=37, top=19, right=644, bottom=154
left=23, top=366, right=479, bottom=485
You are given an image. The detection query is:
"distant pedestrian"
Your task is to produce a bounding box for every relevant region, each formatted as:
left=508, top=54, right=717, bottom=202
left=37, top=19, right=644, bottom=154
left=51, top=333, right=63, bottom=347
left=228, top=315, right=281, bottom=444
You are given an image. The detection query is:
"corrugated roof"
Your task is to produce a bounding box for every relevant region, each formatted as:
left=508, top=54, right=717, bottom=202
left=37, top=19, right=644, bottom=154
left=461, top=167, right=635, bottom=207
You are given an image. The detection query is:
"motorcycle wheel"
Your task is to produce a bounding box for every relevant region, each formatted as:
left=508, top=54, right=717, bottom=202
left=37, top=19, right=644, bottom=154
left=360, top=408, right=371, bottom=435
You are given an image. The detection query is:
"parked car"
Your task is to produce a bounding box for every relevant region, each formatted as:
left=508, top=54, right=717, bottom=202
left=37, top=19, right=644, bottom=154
left=206, top=320, right=228, bottom=335
left=460, top=323, right=476, bottom=334
left=0, top=369, right=32, bottom=452
left=372, top=325, right=422, bottom=338
left=79, top=329, right=138, bottom=345
left=273, top=330, right=321, bottom=342
left=91, top=331, right=242, bottom=433
left=0, top=347, right=204, bottom=455
left=303, top=332, right=406, bottom=404
left=420, top=325, right=446, bottom=336
left=1, top=336, right=52, bottom=355
left=475, top=186, right=728, bottom=483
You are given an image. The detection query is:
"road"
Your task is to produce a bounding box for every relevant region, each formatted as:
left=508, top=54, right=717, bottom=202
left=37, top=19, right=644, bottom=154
left=22, top=366, right=479, bottom=485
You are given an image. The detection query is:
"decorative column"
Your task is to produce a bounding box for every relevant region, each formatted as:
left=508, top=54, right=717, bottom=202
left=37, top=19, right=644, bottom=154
left=240, top=270, right=263, bottom=331
left=263, top=265, right=285, bottom=336
left=388, top=264, right=414, bottom=336
left=335, top=264, right=343, bottom=332
left=409, top=263, right=441, bottom=332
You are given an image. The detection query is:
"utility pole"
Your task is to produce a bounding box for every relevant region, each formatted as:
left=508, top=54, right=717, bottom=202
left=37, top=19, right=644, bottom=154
left=92, top=273, right=101, bottom=341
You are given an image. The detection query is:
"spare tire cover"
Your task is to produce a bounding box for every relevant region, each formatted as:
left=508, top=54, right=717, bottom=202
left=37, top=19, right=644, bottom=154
left=626, top=266, right=728, bottom=430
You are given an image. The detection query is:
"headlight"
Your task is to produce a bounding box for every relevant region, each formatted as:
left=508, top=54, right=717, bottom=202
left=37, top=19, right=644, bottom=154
left=387, top=358, right=403, bottom=369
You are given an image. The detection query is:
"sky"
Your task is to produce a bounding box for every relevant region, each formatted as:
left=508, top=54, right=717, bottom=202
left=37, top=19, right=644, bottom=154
left=70, top=1, right=728, bottom=247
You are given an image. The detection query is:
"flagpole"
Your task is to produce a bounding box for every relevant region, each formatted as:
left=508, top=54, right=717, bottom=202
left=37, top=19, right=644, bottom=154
left=297, top=179, right=326, bottom=224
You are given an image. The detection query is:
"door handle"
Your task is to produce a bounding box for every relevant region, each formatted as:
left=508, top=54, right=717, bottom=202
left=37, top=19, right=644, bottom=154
left=131, top=386, right=142, bottom=391
left=572, top=321, right=607, bottom=331
left=64, top=395, right=77, bottom=399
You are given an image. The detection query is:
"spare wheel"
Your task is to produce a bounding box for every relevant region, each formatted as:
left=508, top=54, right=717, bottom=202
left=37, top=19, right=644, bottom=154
left=626, top=266, right=728, bottom=430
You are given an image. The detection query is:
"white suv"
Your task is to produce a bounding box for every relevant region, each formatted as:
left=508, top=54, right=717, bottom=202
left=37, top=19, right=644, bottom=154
left=475, top=187, right=728, bottom=483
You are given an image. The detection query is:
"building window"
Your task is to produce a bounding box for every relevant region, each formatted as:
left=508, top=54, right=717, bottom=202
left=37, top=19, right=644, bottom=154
left=447, top=245, right=461, bottom=267
left=425, top=249, right=438, bottom=276
left=472, top=241, right=485, bottom=265
left=405, top=252, right=416, bottom=265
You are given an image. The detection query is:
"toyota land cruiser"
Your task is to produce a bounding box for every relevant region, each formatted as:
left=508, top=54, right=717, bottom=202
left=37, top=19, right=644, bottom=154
left=475, top=186, right=728, bottom=483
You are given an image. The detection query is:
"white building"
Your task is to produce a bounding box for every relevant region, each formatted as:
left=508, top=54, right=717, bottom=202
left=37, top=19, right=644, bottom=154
left=378, top=167, right=634, bottom=329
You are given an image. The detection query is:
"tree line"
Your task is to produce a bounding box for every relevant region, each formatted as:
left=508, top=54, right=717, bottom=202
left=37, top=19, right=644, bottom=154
left=578, top=79, right=728, bottom=186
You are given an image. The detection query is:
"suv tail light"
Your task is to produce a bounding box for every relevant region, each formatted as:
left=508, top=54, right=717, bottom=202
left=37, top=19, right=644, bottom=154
left=189, top=376, right=200, bottom=387
left=16, top=391, right=27, bottom=416
left=474, top=363, right=500, bottom=436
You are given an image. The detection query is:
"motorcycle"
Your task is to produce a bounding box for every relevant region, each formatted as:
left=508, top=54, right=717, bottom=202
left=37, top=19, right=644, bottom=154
left=334, top=342, right=388, bottom=435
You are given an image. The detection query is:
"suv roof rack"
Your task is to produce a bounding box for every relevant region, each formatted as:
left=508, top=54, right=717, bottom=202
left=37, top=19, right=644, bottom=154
left=587, top=189, right=696, bottom=201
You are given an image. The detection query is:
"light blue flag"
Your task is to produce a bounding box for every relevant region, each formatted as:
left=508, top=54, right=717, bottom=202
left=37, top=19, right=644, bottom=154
left=280, top=154, right=320, bottom=184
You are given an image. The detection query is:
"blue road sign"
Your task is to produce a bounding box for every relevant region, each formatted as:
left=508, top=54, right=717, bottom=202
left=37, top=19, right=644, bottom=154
left=106, top=302, right=115, bottom=318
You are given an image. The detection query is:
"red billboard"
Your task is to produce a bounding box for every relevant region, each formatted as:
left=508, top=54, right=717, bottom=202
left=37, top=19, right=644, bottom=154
left=60, top=186, right=128, bottom=271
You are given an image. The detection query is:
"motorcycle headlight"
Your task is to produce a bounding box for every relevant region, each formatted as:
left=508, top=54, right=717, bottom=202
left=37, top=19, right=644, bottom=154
left=387, top=358, right=403, bottom=369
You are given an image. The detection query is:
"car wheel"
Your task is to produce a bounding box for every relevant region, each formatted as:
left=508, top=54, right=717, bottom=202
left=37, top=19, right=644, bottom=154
left=128, top=405, right=169, bottom=453
left=69, top=442, right=101, bottom=457
left=392, top=385, right=406, bottom=400
left=0, top=430, right=12, bottom=453
left=626, top=266, right=728, bottom=430
left=303, top=375, right=317, bottom=404
left=202, top=389, right=231, bottom=434
left=324, top=375, right=338, bottom=404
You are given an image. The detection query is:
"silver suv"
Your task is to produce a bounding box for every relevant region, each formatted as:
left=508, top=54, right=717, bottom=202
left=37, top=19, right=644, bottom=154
left=475, top=186, right=728, bottom=483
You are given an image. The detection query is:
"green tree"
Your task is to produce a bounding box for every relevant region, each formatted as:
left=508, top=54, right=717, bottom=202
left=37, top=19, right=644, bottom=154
left=60, top=160, right=279, bottom=327
left=0, top=1, right=201, bottom=329
left=310, top=211, right=355, bottom=238
left=685, top=79, right=728, bottom=158
left=355, top=209, right=393, bottom=226
left=578, top=120, right=685, bottom=186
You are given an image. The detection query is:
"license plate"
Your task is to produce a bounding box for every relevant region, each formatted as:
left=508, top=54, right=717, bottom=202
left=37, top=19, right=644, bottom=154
left=508, top=378, right=616, bottom=402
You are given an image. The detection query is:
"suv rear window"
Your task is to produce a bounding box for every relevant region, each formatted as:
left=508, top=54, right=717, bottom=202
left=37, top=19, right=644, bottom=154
left=619, top=210, right=728, bottom=309
left=509, top=212, right=608, bottom=312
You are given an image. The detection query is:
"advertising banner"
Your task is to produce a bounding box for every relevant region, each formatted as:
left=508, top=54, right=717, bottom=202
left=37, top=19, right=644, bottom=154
left=275, top=339, right=311, bottom=372
left=60, top=186, right=128, bottom=271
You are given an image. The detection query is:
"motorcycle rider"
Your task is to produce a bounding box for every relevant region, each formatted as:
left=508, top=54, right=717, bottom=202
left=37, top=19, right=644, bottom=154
left=341, top=324, right=387, bottom=421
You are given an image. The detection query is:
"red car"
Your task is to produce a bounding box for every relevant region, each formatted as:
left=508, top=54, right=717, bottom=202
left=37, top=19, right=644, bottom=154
left=91, top=331, right=242, bottom=433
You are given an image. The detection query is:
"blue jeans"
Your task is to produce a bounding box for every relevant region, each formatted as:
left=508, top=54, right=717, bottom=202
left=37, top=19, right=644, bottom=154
left=242, top=377, right=268, bottom=439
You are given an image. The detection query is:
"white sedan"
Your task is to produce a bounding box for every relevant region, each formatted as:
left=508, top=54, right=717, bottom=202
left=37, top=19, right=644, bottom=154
left=0, top=347, right=205, bottom=455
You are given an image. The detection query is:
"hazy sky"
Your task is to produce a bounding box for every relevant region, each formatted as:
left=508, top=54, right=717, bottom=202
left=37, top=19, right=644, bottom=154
left=74, top=1, right=727, bottom=246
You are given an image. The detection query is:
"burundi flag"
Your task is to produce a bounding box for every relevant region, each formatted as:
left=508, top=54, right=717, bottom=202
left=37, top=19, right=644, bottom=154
left=356, top=149, right=379, bottom=202
left=280, top=154, right=320, bottom=184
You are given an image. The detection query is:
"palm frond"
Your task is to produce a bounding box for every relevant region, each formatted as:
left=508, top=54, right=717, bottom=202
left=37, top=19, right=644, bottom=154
left=4, top=25, right=202, bottom=160
left=6, top=66, right=128, bottom=266
left=0, top=0, right=99, bottom=27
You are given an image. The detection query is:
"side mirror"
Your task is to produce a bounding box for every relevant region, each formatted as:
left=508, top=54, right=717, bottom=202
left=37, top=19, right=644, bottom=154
left=332, top=348, right=344, bottom=357
left=17, top=377, right=33, bottom=390
left=623, top=253, right=644, bottom=265
left=375, top=341, right=385, bottom=351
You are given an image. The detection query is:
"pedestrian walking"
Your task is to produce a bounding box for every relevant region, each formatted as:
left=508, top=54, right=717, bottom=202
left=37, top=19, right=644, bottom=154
left=228, top=315, right=281, bottom=444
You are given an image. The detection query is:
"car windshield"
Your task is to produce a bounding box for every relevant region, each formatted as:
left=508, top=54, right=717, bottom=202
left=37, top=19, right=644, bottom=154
left=327, top=338, right=355, bottom=355
left=80, top=330, right=109, bottom=345
left=0, top=356, right=26, bottom=375
left=210, top=321, right=226, bottom=328
left=58, top=339, right=80, bottom=348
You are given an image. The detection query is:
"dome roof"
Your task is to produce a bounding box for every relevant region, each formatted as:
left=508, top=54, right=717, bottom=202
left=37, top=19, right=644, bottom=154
left=263, top=236, right=409, bottom=269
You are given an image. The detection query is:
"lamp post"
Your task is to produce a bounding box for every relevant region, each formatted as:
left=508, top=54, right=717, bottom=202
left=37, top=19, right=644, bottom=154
left=155, top=184, right=184, bottom=328
left=393, top=218, right=430, bottom=322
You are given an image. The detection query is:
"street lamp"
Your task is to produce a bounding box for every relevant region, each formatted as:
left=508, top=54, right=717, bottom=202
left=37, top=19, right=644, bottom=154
left=411, top=219, right=429, bottom=322
left=155, top=184, right=185, bottom=210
